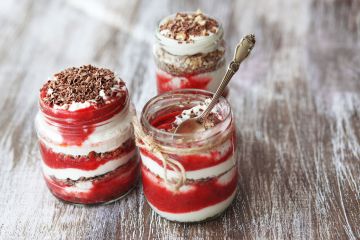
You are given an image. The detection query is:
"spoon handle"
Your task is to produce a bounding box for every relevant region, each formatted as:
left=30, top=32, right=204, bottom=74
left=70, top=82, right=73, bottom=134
left=199, top=34, right=256, bottom=122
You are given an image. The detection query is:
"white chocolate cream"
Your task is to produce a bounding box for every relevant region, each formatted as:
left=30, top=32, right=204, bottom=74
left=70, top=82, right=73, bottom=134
left=141, top=153, right=235, bottom=181
left=35, top=105, right=135, bottom=156
left=42, top=149, right=136, bottom=180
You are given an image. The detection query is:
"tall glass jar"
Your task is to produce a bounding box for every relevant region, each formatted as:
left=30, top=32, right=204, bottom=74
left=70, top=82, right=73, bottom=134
left=138, top=89, right=237, bottom=222
left=35, top=68, right=139, bottom=205
left=154, top=12, right=226, bottom=94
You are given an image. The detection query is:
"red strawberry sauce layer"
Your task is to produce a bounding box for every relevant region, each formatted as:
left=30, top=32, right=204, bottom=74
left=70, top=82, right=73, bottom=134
left=45, top=155, right=140, bottom=204
left=40, top=138, right=136, bottom=170
left=156, top=71, right=211, bottom=94
left=142, top=165, right=237, bottom=213
left=39, top=88, right=128, bottom=146
left=140, top=146, right=233, bottom=171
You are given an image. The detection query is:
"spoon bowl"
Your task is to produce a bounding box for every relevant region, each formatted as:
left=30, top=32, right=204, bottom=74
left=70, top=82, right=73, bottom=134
left=174, top=117, right=205, bottom=134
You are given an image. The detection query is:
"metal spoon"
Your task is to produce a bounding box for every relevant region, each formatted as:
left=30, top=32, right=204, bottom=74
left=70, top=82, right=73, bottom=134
left=174, top=34, right=256, bottom=134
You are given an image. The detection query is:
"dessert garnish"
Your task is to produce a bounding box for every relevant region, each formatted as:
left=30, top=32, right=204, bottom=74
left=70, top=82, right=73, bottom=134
left=166, top=99, right=221, bottom=132
left=159, top=10, right=219, bottom=42
left=41, top=65, right=125, bottom=108
left=175, top=34, right=256, bottom=134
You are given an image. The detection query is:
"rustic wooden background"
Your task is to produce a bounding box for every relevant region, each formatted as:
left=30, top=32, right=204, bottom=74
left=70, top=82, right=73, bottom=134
left=0, top=0, right=359, bottom=239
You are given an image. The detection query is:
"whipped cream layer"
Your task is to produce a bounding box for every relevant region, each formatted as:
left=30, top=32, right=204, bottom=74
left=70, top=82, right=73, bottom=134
left=148, top=188, right=236, bottom=222
left=36, top=105, right=135, bottom=156
left=59, top=181, right=93, bottom=194
left=42, top=149, right=136, bottom=180
left=140, top=138, right=235, bottom=181
left=141, top=154, right=235, bottom=181
left=156, top=14, right=223, bottom=56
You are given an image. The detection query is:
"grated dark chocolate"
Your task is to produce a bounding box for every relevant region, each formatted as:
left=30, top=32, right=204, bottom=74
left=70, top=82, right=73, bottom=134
left=41, top=65, right=125, bottom=107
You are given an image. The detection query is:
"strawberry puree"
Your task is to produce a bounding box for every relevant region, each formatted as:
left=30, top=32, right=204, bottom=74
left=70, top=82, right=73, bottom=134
left=139, top=146, right=233, bottom=171
left=142, top=165, right=237, bottom=213
left=150, top=110, right=182, bottom=129
left=156, top=72, right=211, bottom=94
left=40, top=139, right=135, bottom=170
left=39, top=90, right=127, bottom=146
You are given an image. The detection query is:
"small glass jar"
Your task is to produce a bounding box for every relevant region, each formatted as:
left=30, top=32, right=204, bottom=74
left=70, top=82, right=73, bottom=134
left=35, top=82, right=139, bottom=205
left=153, top=12, right=226, bottom=94
left=139, top=89, right=237, bottom=222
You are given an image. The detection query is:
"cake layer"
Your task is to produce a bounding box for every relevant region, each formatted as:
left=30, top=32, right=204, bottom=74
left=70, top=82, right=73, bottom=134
left=148, top=188, right=236, bottom=222
left=142, top=165, right=237, bottom=213
left=42, top=149, right=137, bottom=180
left=44, top=154, right=140, bottom=204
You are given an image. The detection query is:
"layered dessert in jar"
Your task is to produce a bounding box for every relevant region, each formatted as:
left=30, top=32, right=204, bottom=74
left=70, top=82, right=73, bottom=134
left=35, top=65, right=139, bottom=204
left=138, top=89, right=237, bottom=222
left=154, top=10, right=226, bottom=94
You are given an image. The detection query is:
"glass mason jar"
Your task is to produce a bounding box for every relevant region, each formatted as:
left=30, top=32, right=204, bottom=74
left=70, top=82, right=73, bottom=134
left=35, top=88, right=139, bottom=205
left=153, top=13, right=226, bottom=94
left=139, top=89, right=237, bottom=222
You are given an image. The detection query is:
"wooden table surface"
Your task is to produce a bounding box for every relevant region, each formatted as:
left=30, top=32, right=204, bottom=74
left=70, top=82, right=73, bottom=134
left=0, top=0, right=359, bottom=239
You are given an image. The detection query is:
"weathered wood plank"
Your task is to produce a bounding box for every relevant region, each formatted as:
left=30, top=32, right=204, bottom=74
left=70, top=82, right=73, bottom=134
left=0, top=0, right=359, bottom=239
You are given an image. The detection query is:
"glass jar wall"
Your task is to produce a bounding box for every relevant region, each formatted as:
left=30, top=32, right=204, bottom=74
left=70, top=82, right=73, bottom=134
left=139, top=89, right=237, bottom=222
left=35, top=76, right=139, bottom=205
left=154, top=12, right=226, bottom=94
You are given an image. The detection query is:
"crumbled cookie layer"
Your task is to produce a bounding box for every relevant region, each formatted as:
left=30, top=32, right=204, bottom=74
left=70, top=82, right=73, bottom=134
left=154, top=46, right=225, bottom=76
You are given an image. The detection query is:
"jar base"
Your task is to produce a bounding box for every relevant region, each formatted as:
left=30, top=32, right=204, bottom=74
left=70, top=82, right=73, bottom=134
left=48, top=178, right=139, bottom=206
left=146, top=188, right=237, bottom=223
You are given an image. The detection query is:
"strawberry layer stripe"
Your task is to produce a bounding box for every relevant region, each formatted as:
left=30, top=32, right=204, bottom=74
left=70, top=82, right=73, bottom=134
left=43, top=151, right=138, bottom=180
left=40, top=140, right=136, bottom=170
left=142, top=165, right=238, bottom=213
left=139, top=143, right=234, bottom=171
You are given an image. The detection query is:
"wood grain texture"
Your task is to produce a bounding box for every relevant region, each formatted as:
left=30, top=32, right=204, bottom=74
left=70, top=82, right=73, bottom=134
left=0, top=0, right=359, bottom=239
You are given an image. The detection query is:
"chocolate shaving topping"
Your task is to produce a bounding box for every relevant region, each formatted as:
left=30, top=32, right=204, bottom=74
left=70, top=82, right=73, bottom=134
left=159, top=10, right=219, bottom=42
left=41, top=65, right=125, bottom=107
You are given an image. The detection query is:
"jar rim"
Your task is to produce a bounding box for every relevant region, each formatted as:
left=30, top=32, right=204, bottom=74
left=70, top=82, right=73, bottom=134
left=140, top=89, right=232, bottom=143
